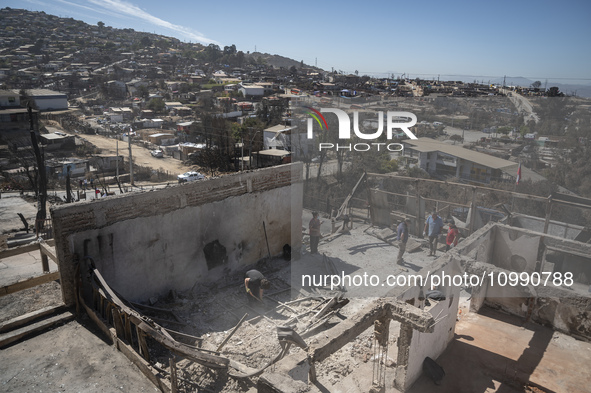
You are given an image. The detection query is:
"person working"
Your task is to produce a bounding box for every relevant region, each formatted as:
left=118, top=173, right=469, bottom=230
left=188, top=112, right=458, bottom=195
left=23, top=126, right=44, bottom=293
left=424, top=210, right=444, bottom=256
left=309, top=212, right=322, bottom=254
left=244, top=269, right=270, bottom=302
left=445, top=223, right=460, bottom=251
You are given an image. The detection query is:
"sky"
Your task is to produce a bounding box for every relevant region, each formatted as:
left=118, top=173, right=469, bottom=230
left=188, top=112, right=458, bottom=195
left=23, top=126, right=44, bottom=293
left=6, top=0, right=591, bottom=84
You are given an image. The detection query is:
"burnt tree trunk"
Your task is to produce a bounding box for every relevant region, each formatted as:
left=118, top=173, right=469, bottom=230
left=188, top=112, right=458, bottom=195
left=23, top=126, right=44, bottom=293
left=28, top=106, right=47, bottom=227
left=66, top=166, right=72, bottom=203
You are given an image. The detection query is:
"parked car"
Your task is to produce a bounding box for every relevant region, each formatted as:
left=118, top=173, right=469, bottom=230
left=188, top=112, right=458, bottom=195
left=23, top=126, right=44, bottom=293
left=177, top=171, right=205, bottom=183
left=151, top=150, right=164, bottom=158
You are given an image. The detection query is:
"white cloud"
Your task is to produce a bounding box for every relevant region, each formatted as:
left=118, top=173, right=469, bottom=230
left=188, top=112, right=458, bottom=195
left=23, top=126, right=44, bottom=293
left=54, top=0, right=123, bottom=20
left=86, top=0, right=218, bottom=44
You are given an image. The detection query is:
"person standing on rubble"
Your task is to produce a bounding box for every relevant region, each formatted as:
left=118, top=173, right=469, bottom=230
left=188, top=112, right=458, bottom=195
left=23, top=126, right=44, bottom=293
left=396, top=218, right=411, bottom=268
left=309, top=211, right=322, bottom=254
left=245, top=269, right=270, bottom=302
left=424, top=209, right=444, bottom=256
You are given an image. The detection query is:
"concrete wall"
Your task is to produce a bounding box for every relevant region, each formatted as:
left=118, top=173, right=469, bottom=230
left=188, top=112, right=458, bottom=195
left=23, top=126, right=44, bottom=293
left=532, top=293, right=591, bottom=340
left=369, top=189, right=391, bottom=228
left=403, top=258, right=462, bottom=389
left=510, top=214, right=583, bottom=240
left=52, top=163, right=303, bottom=305
left=455, top=223, right=495, bottom=264
left=462, top=224, right=591, bottom=341
left=491, top=225, right=539, bottom=273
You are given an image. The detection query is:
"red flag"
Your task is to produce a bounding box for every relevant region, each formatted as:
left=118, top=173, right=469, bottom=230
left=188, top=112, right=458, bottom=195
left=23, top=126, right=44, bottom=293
left=516, top=163, right=522, bottom=185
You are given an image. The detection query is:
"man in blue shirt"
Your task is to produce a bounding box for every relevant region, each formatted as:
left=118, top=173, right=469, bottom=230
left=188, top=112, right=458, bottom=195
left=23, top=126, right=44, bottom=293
left=424, top=210, right=444, bottom=256
left=396, top=218, right=411, bottom=268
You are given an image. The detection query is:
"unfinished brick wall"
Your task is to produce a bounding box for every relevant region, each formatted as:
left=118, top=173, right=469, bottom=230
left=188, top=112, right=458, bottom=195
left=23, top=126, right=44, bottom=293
left=52, top=163, right=303, bottom=306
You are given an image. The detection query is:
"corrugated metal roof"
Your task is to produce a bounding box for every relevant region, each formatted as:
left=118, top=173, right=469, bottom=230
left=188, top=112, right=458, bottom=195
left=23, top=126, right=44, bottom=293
left=15, top=89, right=67, bottom=98
left=258, top=148, right=291, bottom=157
left=264, top=124, right=296, bottom=133
left=404, top=138, right=517, bottom=170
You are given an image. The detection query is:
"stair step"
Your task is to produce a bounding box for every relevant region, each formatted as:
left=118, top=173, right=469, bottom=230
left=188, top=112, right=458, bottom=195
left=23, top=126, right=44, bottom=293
left=0, top=310, right=74, bottom=347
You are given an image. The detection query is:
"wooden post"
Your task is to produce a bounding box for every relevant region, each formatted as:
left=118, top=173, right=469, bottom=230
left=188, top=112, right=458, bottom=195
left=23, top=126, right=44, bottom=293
left=112, top=308, right=125, bottom=338
left=92, top=287, right=99, bottom=311
left=415, top=180, right=421, bottom=236
left=543, top=197, right=553, bottom=234
left=308, top=356, right=317, bottom=383
left=124, top=314, right=132, bottom=343
left=468, top=187, right=477, bottom=235
left=169, top=358, right=178, bottom=393
left=136, top=325, right=150, bottom=361
left=41, top=253, right=50, bottom=273
left=216, top=313, right=248, bottom=352
left=105, top=302, right=113, bottom=324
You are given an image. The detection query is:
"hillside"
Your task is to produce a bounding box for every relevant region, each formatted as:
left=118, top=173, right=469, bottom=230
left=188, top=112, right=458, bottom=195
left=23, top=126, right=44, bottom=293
left=0, top=8, right=319, bottom=73
left=246, top=51, right=315, bottom=70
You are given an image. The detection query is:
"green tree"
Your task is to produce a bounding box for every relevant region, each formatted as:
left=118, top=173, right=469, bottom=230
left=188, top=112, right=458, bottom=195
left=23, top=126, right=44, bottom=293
left=146, top=98, right=165, bottom=114
left=140, top=36, right=152, bottom=47
left=531, top=81, right=542, bottom=89
left=136, top=85, right=149, bottom=99
left=450, top=134, right=463, bottom=144
left=205, top=44, right=221, bottom=62
left=155, top=39, right=170, bottom=51
left=235, top=51, right=245, bottom=67
left=223, top=44, right=236, bottom=56
left=97, top=21, right=105, bottom=31
left=547, top=86, right=563, bottom=97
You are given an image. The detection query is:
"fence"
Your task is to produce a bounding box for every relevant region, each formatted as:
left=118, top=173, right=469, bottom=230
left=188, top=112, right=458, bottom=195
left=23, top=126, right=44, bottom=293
left=36, top=218, right=53, bottom=240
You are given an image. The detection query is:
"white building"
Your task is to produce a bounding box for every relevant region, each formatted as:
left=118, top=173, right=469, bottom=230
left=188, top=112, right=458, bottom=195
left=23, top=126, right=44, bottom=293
left=263, top=124, right=309, bottom=155
left=0, top=90, right=20, bottom=107
left=16, top=89, right=68, bottom=111
left=239, top=84, right=264, bottom=97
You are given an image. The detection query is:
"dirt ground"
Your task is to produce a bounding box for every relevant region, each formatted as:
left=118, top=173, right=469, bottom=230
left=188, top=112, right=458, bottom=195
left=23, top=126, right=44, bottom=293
left=0, top=282, right=159, bottom=393
left=131, top=254, right=396, bottom=393
left=0, top=281, right=63, bottom=324
left=0, top=261, right=381, bottom=393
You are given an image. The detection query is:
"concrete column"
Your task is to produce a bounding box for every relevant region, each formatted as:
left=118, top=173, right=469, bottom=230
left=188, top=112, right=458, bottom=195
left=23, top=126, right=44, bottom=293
left=373, top=317, right=391, bottom=391
left=394, top=323, right=414, bottom=391
left=543, top=197, right=553, bottom=235
left=469, top=276, right=488, bottom=313
left=468, top=187, right=477, bottom=234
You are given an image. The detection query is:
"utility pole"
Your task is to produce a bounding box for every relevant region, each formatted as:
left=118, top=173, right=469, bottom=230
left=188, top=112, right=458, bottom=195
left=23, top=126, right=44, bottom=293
left=116, top=130, right=119, bottom=178
left=128, top=126, right=134, bottom=186
left=240, top=130, right=244, bottom=171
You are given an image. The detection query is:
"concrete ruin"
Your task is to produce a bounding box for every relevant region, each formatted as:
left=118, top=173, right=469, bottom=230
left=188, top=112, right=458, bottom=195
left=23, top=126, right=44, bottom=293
left=15, top=164, right=585, bottom=392
left=455, top=223, right=591, bottom=340
left=51, top=163, right=302, bottom=305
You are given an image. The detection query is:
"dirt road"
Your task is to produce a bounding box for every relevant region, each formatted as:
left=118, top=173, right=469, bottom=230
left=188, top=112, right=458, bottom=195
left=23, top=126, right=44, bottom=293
left=502, top=89, right=540, bottom=124
left=77, top=133, right=189, bottom=175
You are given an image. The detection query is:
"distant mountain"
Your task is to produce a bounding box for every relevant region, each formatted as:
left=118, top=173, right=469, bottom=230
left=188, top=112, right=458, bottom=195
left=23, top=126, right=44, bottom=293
left=442, top=75, right=591, bottom=98
left=490, top=77, right=591, bottom=98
